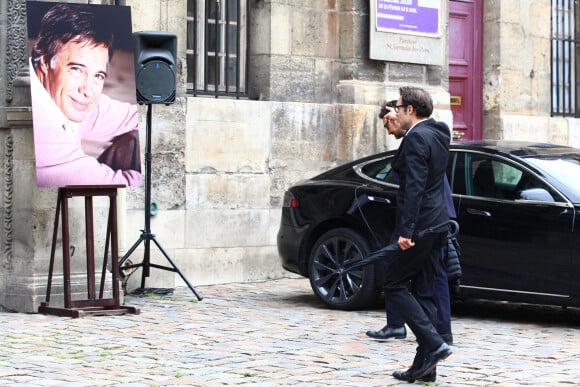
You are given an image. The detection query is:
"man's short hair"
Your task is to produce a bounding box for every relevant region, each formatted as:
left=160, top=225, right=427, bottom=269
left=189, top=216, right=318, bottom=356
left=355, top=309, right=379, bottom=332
left=31, top=3, right=114, bottom=70
left=399, top=86, right=433, bottom=118
left=379, top=100, right=398, bottom=118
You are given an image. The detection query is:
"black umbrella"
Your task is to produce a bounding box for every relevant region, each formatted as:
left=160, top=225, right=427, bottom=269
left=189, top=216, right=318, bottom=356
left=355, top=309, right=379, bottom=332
left=344, top=220, right=459, bottom=273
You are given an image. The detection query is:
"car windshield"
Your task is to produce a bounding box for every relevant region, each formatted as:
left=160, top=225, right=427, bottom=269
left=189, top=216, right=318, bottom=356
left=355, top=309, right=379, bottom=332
left=526, top=155, right=580, bottom=203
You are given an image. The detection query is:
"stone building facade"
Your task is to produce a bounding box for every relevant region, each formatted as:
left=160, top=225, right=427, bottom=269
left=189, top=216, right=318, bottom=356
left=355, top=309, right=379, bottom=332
left=0, top=0, right=576, bottom=312
left=482, top=0, right=580, bottom=145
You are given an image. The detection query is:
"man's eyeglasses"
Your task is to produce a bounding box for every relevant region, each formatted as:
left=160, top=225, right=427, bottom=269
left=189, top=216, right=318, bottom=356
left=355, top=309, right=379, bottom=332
left=394, top=104, right=409, bottom=113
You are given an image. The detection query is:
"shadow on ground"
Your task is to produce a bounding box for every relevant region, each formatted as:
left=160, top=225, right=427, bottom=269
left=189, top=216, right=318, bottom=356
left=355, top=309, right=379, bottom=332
left=280, top=288, right=580, bottom=327
left=451, top=299, right=580, bottom=327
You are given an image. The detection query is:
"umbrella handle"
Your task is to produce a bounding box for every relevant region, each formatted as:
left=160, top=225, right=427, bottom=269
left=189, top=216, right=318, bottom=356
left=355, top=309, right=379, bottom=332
left=447, top=219, right=460, bottom=238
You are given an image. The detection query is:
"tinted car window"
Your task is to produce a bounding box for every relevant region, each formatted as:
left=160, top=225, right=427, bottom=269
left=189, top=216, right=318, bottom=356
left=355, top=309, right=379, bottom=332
left=360, top=157, right=398, bottom=184
left=466, top=154, right=561, bottom=202
left=526, top=156, right=580, bottom=203
left=360, top=152, right=562, bottom=203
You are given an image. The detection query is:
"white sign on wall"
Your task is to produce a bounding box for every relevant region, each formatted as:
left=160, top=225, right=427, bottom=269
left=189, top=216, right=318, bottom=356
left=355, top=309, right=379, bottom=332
left=369, top=0, right=446, bottom=66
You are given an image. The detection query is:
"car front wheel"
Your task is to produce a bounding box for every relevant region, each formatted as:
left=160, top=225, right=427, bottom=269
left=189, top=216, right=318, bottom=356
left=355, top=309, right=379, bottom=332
left=308, top=228, right=377, bottom=310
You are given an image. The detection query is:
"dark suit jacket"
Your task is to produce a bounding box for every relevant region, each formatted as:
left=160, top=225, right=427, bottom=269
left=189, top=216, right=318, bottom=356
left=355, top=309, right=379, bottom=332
left=392, top=117, right=451, bottom=239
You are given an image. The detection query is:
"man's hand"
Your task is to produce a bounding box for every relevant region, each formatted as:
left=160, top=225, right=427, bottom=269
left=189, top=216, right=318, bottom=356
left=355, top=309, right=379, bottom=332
left=382, top=106, right=397, bottom=126
left=383, top=107, right=406, bottom=139
left=398, top=236, right=415, bottom=250
left=386, top=115, right=397, bottom=127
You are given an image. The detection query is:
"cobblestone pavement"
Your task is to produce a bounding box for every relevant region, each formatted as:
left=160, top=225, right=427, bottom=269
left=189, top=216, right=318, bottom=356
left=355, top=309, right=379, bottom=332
left=1, top=278, right=579, bottom=386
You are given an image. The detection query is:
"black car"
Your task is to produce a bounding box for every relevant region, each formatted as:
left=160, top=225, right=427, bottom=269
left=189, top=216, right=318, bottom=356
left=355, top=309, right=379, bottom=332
left=277, top=141, right=580, bottom=310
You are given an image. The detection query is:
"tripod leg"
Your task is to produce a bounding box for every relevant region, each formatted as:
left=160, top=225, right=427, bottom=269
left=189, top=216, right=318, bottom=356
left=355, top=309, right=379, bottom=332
left=123, top=104, right=202, bottom=301
left=141, top=237, right=151, bottom=289
left=151, top=236, right=203, bottom=301
left=119, top=234, right=146, bottom=266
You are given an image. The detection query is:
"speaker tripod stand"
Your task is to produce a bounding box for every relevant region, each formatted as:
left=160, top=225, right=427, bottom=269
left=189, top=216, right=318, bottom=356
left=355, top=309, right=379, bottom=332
left=118, top=104, right=202, bottom=301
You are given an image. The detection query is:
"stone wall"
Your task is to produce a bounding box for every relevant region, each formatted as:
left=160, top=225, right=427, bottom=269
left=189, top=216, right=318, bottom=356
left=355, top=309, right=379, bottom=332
left=482, top=0, right=579, bottom=147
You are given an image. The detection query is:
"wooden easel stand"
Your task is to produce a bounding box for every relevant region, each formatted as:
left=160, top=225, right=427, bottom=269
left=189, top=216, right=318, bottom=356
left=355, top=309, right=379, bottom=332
left=38, top=185, right=139, bottom=317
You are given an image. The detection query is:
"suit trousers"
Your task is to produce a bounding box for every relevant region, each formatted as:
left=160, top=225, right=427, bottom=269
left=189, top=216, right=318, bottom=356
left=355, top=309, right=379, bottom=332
left=383, top=247, right=451, bottom=335
left=383, top=232, right=447, bottom=352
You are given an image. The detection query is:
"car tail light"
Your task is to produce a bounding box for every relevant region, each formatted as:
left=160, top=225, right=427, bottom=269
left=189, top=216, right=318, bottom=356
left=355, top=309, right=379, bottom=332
left=283, top=192, right=300, bottom=207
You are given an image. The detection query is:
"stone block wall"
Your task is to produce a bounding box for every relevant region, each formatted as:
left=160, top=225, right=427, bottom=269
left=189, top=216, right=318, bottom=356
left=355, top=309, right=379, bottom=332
left=250, top=0, right=384, bottom=103
left=482, top=0, right=578, bottom=146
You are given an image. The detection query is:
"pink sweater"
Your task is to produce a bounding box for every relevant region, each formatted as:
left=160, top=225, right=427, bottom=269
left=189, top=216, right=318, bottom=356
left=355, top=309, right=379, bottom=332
left=30, top=65, right=142, bottom=188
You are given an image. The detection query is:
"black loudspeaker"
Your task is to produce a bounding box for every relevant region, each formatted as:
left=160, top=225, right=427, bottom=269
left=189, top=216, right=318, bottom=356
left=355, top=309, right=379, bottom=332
left=134, top=31, right=177, bottom=104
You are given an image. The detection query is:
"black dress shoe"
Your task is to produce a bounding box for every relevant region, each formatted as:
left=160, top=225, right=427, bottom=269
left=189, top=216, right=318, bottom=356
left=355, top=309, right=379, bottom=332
left=392, top=369, right=436, bottom=383
left=441, top=333, right=454, bottom=345
left=366, top=325, right=406, bottom=340
left=410, top=342, right=452, bottom=381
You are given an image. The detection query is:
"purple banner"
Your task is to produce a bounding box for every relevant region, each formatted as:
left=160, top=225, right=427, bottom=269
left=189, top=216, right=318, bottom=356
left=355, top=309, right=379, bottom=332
left=376, top=0, right=440, bottom=36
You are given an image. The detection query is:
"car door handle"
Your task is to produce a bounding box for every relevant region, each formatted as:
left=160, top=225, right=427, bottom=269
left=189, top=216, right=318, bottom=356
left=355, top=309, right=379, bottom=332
left=466, top=208, right=491, bottom=217
left=367, top=195, right=391, bottom=204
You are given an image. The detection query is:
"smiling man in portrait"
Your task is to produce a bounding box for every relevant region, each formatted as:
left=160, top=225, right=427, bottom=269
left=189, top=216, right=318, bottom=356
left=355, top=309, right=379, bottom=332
left=28, top=1, right=142, bottom=187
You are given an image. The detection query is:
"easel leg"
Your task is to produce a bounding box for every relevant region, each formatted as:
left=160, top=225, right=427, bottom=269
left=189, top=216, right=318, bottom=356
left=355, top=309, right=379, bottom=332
left=44, top=190, right=63, bottom=305
left=39, top=186, right=139, bottom=317
left=61, top=191, right=72, bottom=308
left=85, top=196, right=96, bottom=300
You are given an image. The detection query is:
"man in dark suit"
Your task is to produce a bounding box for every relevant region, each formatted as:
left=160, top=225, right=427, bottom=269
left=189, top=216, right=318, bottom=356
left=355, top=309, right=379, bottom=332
left=382, top=87, right=452, bottom=382
left=367, top=101, right=454, bottom=354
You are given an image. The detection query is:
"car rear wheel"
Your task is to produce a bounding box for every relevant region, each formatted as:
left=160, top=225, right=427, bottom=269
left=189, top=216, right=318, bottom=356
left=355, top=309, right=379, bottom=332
left=308, top=228, right=376, bottom=310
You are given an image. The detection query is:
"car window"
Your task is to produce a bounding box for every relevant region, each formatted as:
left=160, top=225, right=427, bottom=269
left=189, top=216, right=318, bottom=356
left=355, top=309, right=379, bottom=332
left=362, top=154, right=457, bottom=189
left=466, top=154, right=560, bottom=202
left=526, top=156, right=580, bottom=203
left=360, top=157, right=398, bottom=184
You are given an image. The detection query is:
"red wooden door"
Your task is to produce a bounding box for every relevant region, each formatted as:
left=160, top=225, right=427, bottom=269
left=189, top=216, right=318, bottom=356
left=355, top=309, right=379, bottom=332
left=449, top=0, right=483, bottom=140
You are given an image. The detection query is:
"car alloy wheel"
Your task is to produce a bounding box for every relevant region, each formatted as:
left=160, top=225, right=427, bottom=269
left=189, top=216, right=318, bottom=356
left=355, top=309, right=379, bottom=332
left=308, top=228, right=376, bottom=310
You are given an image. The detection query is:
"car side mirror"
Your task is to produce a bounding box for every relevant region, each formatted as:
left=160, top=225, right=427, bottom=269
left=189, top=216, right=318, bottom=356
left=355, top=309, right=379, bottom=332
left=519, top=188, right=554, bottom=202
